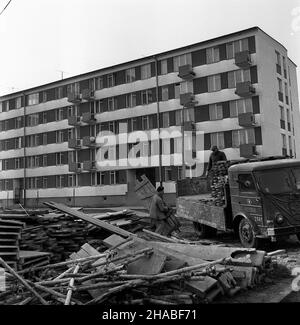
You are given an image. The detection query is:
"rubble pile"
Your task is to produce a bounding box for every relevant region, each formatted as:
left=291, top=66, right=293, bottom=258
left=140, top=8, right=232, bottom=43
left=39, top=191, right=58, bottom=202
left=0, top=202, right=283, bottom=305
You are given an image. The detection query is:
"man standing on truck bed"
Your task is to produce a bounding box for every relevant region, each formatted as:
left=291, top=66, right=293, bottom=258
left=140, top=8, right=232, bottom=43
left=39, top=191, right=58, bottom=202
left=207, top=145, right=227, bottom=175
left=149, top=186, right=177, bottom=236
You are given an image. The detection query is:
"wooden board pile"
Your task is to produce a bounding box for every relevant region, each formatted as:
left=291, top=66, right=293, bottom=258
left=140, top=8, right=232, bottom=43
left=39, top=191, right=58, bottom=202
left=210, top=161, right=231, bottom=206
left=0, top=202, right=278, bottom=305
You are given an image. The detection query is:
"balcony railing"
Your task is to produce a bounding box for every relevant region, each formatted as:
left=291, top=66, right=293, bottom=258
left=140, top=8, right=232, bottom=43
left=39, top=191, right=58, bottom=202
left=82, top=136, right=96, bottom=147
left=69, top=162, right=82, bottom=173
left=178, top=64, right=195, bottom=80
left=238, top=112, right=255, bottom=127
left=180, top=92, right=196, bottom=107
left=235, top=50, right=251, bottom=68
left=81, top=88, right=95, bottom=101
left=68, top=115, right=82, bottom=126
left=67, top=92, right=81, bottom=103
left=82, top=112, right=96, bottom=124
left=240, top=144, right=257, bottom=158
left=82, top=160, right=97, bottom=171
left=235, top=81, right=255, bottom=97
left=68, top=138, right=82, bottom=149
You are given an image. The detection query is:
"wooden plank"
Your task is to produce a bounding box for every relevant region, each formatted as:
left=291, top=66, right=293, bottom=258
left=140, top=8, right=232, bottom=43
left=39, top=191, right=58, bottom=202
left=185, top=276, right=219, bottom=298
left=44, top=202, right=133, bottom=238
left=127, top=252, right=166, bottom=275
left=103, top=234, right=128, bottom=248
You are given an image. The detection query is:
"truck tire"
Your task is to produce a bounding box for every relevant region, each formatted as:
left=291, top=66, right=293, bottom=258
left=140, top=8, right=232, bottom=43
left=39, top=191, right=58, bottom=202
left=193, top=222, right=217, bottom=239
left=238, top=218, right=258, bottom=248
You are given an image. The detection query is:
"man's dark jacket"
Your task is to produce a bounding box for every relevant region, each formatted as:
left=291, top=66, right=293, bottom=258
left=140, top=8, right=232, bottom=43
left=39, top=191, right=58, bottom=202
left=207, top=150, right=227, bottom=171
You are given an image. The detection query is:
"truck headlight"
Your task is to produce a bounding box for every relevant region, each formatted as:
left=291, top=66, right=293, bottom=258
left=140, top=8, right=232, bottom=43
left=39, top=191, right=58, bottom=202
left=275, top=213, right=284, bottom=225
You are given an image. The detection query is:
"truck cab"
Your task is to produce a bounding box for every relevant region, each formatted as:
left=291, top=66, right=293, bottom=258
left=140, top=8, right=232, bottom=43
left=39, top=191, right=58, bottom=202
left=176, top=158, right=300, bottom=248
left=229, top=159, right=300, bottom=247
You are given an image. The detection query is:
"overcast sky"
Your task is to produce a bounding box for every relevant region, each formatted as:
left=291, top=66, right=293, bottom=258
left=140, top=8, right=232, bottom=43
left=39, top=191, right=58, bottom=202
left=0, top=0, right=299, bottom=96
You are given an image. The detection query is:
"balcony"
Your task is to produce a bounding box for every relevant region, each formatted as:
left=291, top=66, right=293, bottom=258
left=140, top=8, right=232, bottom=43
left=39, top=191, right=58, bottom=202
left=83, top=160, right=97, bottom=171
left=178, top=64, right=195, bottom=80
left=82, top=112, right=96, bottom=124
left=69, top=162, right=82, bottom=173
left=67, top=92, right=81, bottom=103
left=68, top=138, right=82, bottom=149
left=180, top=93, right=196, bottom=108
left=183, top=121, right=196, bottom=131
left=82, top=136, right=96, bottom=147
left=235, top=50, right=251, bottom=69
left=68, top=115, right=82, bottom=126
left=81, top=88, right=95, bottom=101
left=240, top=144, right=257, bottom=158
left=238, top=112, right=255, bottom=127
left=235, top=81, right=255, bottom=97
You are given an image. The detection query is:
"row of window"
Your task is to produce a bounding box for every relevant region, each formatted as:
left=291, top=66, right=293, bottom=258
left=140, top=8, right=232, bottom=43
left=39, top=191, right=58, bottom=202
left=275, top=50, right=291, bottom=84
left=0, top=126, right=263, bottom=172
left=0, top=96, right=261, bottom=151
left=277, top=78, right=290, bottom=105
left=281, top=133, right=294, bottom=157
left=0, top=36, right=256, bottom=111
left=279, top=106, right=294, bottom=133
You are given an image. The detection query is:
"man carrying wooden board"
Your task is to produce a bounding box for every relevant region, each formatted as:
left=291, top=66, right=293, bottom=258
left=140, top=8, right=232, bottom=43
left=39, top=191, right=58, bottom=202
left=149, top=186, right=179, bottom=236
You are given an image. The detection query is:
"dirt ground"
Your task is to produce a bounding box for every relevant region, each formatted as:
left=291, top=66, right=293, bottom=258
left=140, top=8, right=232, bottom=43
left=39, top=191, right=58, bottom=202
left=177, top=218, right=300, bottom=303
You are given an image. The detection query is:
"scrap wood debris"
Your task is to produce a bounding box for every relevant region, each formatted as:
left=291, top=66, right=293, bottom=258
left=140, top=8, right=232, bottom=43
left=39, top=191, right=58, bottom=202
left=0, top=202, right=292, bottom=305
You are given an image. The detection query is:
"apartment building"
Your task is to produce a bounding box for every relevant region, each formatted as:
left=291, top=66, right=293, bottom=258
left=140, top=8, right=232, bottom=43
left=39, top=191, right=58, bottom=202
left=0, top=26, right=299, bottom=207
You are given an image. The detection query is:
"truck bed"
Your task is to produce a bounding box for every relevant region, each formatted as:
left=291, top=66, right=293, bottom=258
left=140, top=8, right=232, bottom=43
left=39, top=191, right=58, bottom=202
left=176, top=195, right=227, bottom=231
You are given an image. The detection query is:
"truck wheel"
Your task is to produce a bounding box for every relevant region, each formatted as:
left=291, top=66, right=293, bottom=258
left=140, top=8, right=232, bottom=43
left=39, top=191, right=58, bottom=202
left=238, top=218, right=258, bottom=248
left=193, top=222, right=217, bottom=239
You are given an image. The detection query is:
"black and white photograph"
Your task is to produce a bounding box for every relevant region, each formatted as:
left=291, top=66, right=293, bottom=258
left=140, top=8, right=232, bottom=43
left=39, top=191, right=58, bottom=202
left=0, top=0, right=300, bottom=315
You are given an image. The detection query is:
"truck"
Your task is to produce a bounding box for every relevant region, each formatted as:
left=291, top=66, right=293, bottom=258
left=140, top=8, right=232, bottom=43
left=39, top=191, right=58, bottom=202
left=176, top=157, right=300, bottom=248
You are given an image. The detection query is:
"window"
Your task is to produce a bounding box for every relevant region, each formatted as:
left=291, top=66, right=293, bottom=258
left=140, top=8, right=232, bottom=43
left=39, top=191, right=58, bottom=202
left=226, top=38, right=249, bottom=59
left=228, top=69, right=251, bottom=88
left=289, top=135, right=293, bottom=154
left=110, top=171, right=116, bottom=185
left=42, top=133, right=47, bottom=145
left=56, top=130, right=64, bottom=143
left=16, top=97, right=22, bottom=109
left=283, top=57, right=287, bottom=78
left=232, top=128, right=255, bottom=147
left=56, top=152, right=63, bottom=165
left=210, top=132, right=225, bottom=149
left=180, top=81, right=193, bottom=94
left=206, top=47, right=220, bottom=64
left=3, top=160, right=8, bottom=170
left=15, top=137, right=22, bottom=149
left=125, top=68, right=136, bottom=83
left=209, top=103, right=223, bottom=120
left=175, top=110, right=182, bottom=125
left=174, top=83, right=180, bottom=98
left=275, top=51, right=281, bottom=66
left=95, top=171, right=105, bottom=185
left=285, top=82, right=289, bottom=104
left=42, top=177, right=48, bottom=189
left=164, top=167, right=172, bottom=182
left=42, top=155, right=47, bottom=167
left=15, top=158, right=21, bottom=169
left=161, top=59, right=168, bottom=75
left=1, top=101, right=8, bottom=112
left=56, top=175, right=64, bottom=188
left=96, top=76, right=104, bottom=90
left=108, top=121, right=115, bottom=133
left=95, top=100, right=103, bottom=113
left=68, top=175, right=76, bottom=187
left=208, top=74, right=221, bottom=92
left=280, top=106, right=285, bottom=129
left=142, top=116, right=149, bottom=130
left=27, top=114, right=39, bottom=126
left=15, top=116, right=23, bottom=129
left=42, top=112, right=47, bottom=124
left=35, top=156, right=40, bottom=167
left=173, top=53, right=192, bottom=71
left=162, top=112, right=170, bottom=128
left=141, top=89, right=153, bottom=105
left=108, top=98, right=114, bottom=111
left=107, top=74, right=115, bottom=87
left=230, top=98, right=253, bottom=117
left=161, top=86, right=169, bottom=101
left=238, top=174, right=256, bottom=191
left=125, top=93, right=136, bottom=108
left=55, top=87, right=63, bottom=99
left=278, top=78, right=283, bottom=92
left=56, top=108, right=64, bottom=121
left=141, top=64, right=151, bottom=79
left=28, top=93, right=39, bottom=106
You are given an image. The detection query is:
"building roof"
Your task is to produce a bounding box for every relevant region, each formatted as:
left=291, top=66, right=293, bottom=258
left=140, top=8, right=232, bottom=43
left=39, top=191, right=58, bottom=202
left=228, top=159, right=300, bottom=173
left=0, top=26, right=292, bottom=99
